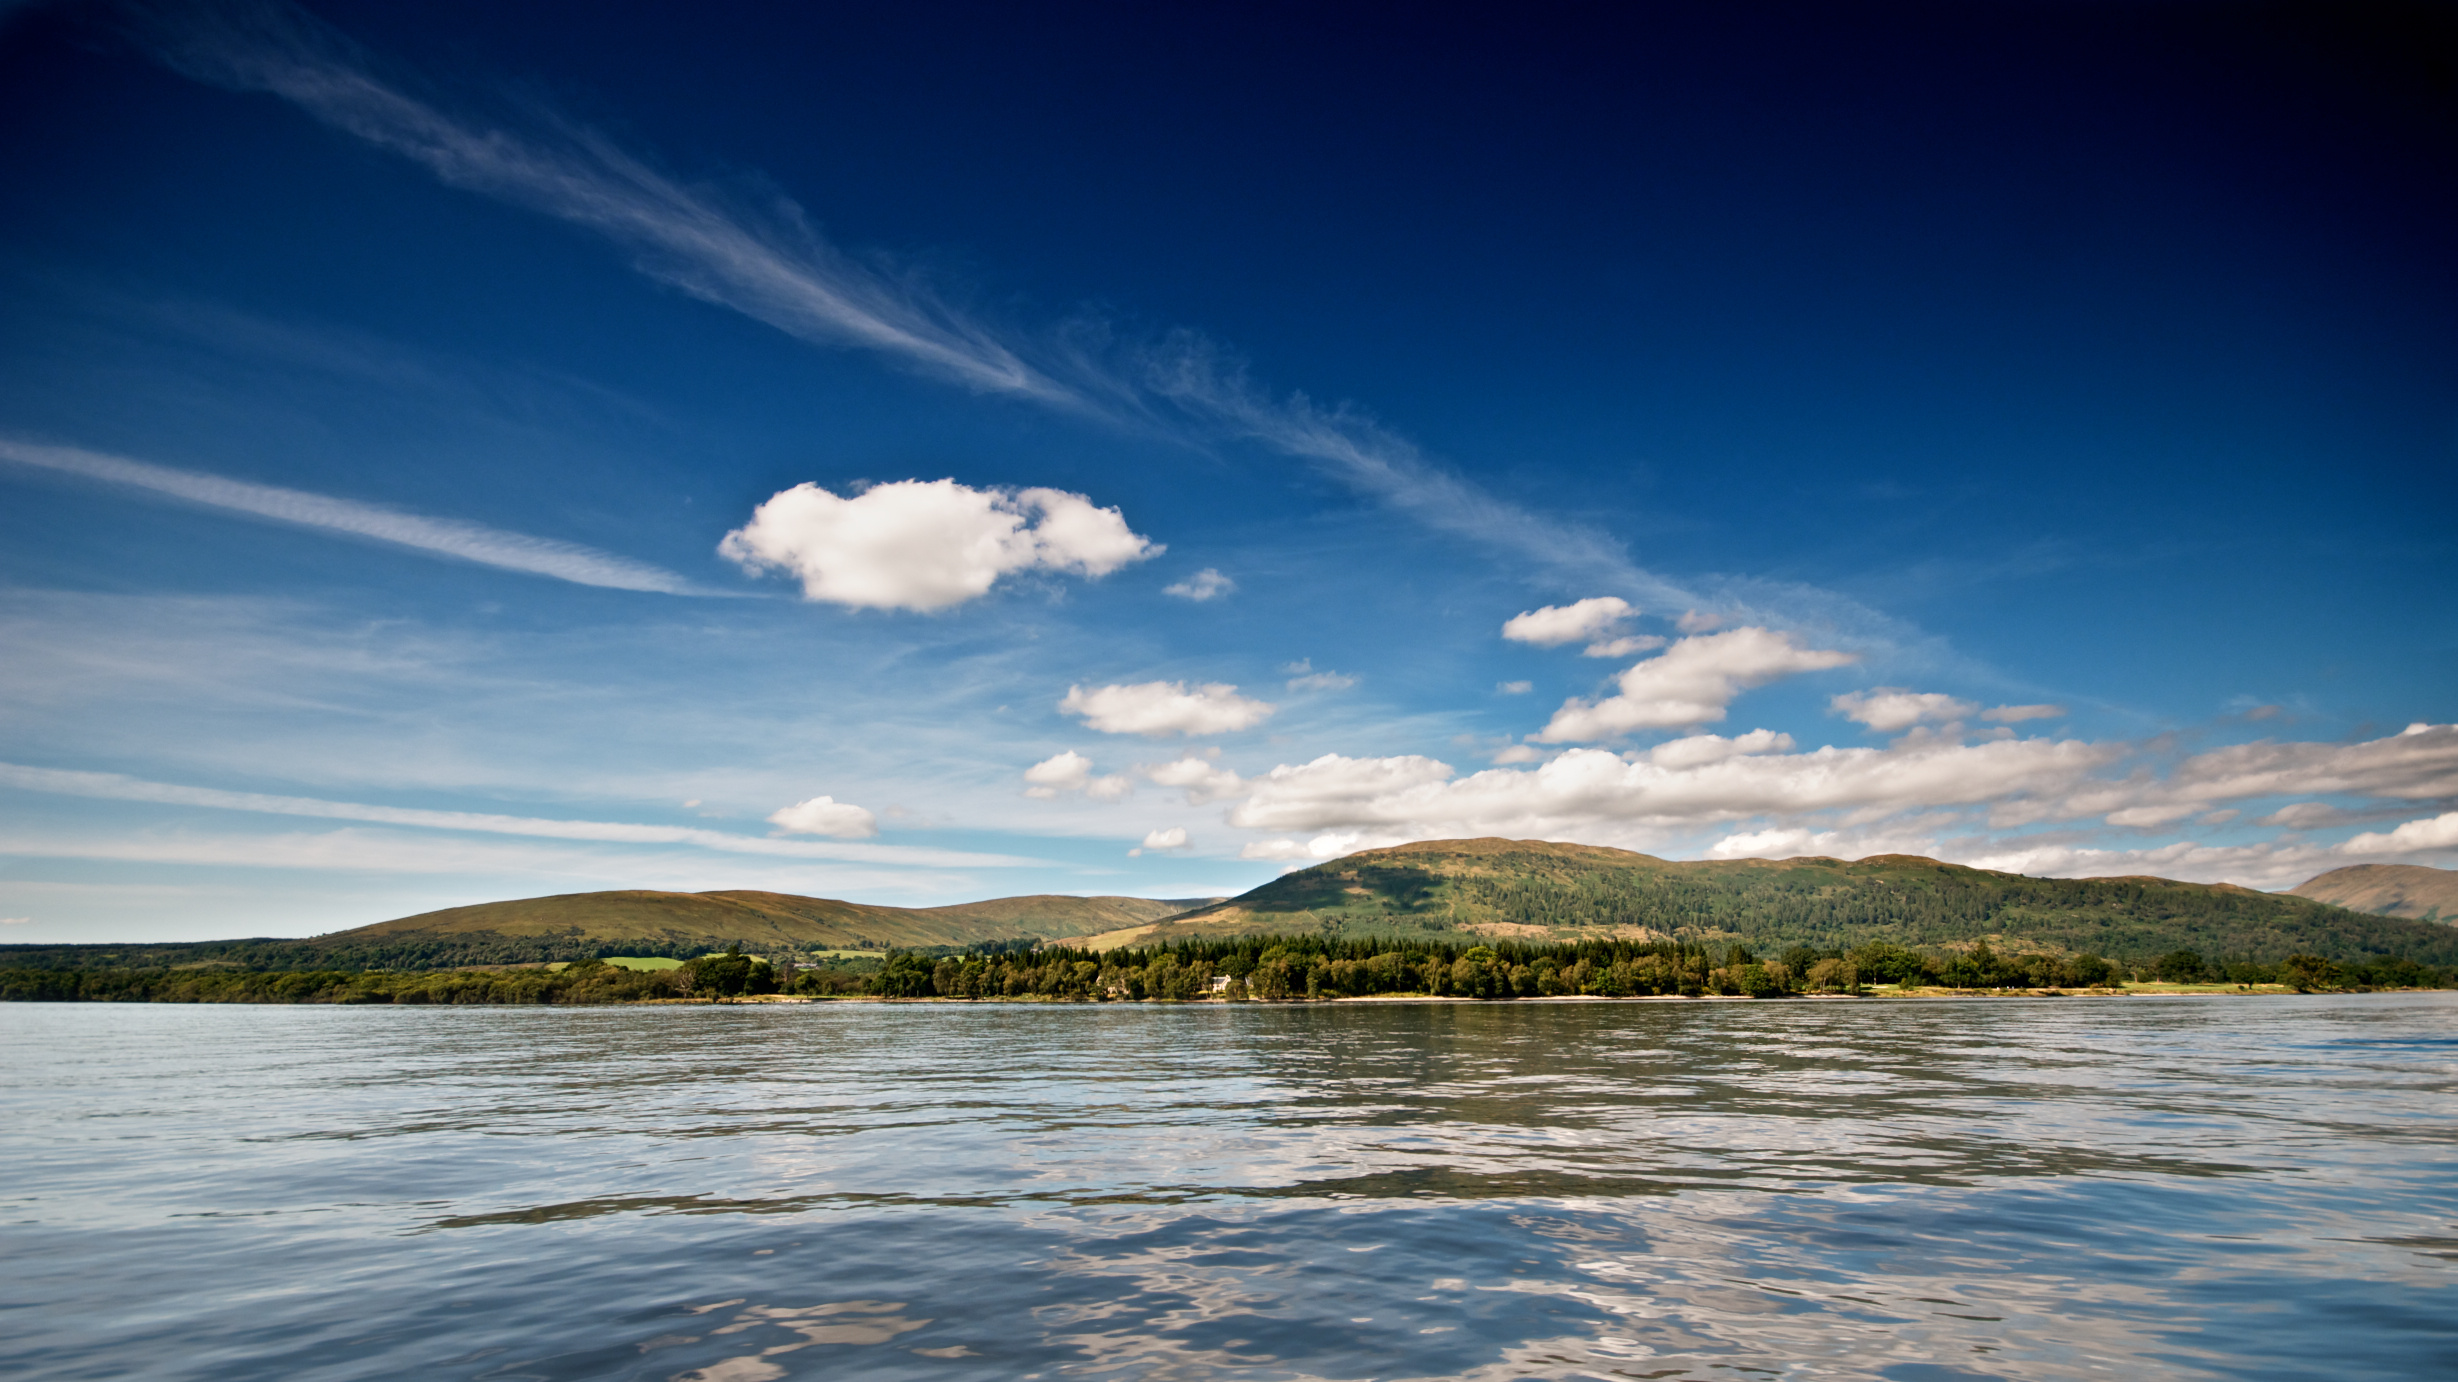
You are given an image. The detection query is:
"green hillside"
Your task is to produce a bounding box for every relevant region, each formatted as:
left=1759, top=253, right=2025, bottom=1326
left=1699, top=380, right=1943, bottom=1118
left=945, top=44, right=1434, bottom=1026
left=0, top=889, right=1218, bottom=972
left=1098, top=838, right=2458, bottom=967
left=13, top=842, right=2448, bottom=979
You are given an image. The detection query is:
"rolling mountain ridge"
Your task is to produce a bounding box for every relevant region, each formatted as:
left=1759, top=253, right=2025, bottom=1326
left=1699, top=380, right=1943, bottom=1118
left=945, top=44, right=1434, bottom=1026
left=1063, top=839, right=2458, bottom=967
left=10, top=842, right=2454, bottom=974
left=2289, top=864, right=2458, bottom=924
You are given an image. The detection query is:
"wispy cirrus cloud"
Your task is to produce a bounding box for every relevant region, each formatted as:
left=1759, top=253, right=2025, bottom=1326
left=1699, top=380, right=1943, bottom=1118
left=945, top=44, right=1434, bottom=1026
left=126, top=0, right=1071, bottom=406
left=123, top=1, right=1728, bottom=612
left=0, top=825, right=973, bottom=899
left=0, top=760, right=1035, bottom=868
left=0, top=437, right=714, bottom=594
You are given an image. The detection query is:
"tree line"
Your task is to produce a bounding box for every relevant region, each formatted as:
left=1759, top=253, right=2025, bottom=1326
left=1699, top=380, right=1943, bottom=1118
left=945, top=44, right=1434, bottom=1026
left=10, top=935, right=2445, bottom=1005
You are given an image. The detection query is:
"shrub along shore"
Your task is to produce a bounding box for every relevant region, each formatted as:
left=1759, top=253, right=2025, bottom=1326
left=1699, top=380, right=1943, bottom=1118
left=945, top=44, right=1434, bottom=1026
left=3, top=934, right=2450, bottom=1005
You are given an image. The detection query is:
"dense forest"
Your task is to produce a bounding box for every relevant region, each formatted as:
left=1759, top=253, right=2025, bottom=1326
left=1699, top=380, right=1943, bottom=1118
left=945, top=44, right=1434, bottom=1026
left=5, top=933, right=2447, bottom=1005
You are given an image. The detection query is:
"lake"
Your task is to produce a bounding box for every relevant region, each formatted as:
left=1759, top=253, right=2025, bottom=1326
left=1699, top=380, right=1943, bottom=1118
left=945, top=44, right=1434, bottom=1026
left=5, top=994, right=2453, bottom=1380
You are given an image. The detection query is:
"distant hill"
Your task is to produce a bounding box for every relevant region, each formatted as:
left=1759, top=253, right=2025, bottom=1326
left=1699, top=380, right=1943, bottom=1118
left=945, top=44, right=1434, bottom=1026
left=337, top=888, right=1211, bottom=950
left=2290, top=865, right=2458, bottom=924
left=17, top=842, right=2452, bottom=976
left=1068, top=838, right=2458, bottom=967
left=0, top=890, right=1220, bottom=972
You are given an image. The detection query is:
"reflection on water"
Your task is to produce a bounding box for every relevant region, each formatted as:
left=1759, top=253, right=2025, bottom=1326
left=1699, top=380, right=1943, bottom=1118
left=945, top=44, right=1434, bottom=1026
left=5, top=995, right=2453, bottom=1379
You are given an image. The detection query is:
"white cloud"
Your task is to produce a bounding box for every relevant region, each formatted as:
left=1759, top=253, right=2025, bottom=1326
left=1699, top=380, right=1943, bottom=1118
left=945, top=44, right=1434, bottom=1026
left=1705, top=827, right=1823, bottom=860
left=1287, top=670, right=1357, bottom=692
left=1140, top=755, right=1246, bottom=804
left=0, top=761, right=1032, bottom=868
left=1021, top=750, right=1131, bottom=801
left=1953, top=838, right=2345, bottom=893
left=1230, top=735, right=2112, bottom=841
left=1492, top=745, right=1543, bottom=764
left=1642, top=729, right=1796, bottom=769
left=1213, top=721, right=2458, bottom=889
left=766, top=795, right=878, bottom=839
left=1140, top=826, right=1190, bottom=851
left=1831, top=688, right=1980, bottom=732
left=720, top=479, right=1158, bottom=611
left=1238, top=831, right=1378, bottom=862
left=1982, top=703, right=2065, bottom=723
left=2341, top=811, right=2458, bottom=856
left=0, top=438, right=706, bottom=594
left=2104, top=804, right=2203, bottom=828
left=1676, top=610, right=1725, bottom=633
left=1022, top=751, right=1091, bottom=796
left=1497, top=680, right=1533, bottom=695
left=0, top=917, right=30, bottom=926
left=2055, top=723, right=2458, bottom=823
left=2258, top=802, right=2345, bottom=829
left=1059, top=681, right=1275, bottom=737
left=1534, top=627, right=1858, bottom=741
left=1502, top=597, right=1635, bottom=647
left=1163, top=568, right=1235, bottom=601
left=1583, top=635, right=1666, bottom=659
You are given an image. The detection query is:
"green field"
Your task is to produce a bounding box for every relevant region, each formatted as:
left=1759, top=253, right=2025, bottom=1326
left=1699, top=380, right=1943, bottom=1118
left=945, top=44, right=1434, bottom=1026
left=601, top=956, right=683, bottom=971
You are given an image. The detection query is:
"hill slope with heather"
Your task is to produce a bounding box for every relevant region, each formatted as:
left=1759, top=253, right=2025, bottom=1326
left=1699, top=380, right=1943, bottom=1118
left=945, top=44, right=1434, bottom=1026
left=2289, top=864, right=2458, bottom=924
left=1072, top=838, right=2458, bottom=967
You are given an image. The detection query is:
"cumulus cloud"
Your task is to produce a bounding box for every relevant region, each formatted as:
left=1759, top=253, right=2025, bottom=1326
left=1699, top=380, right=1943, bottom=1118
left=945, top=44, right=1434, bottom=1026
left=1239, top=831, right=1380, bottom=863
left=1982, top=703, right=2065, bottom=723
left=1163, top=568, right=1235, bottom=601
left=1642, top=729, right=1796, bottom=769
left=0, top=438, right=709, bottom=594
left=1501, top=597, right=1634, bottom=648
left=2341, top=811, right=2458, bottom=855
left=1831, top=688, right=1980, bottom=732
left=1231, top=735, right=2111, bottom=841
left=2053, top=722, right=2458, bottom=825
left=1676, top=610, right=1725, bottom=634
left=1210, top=720, right=2458, bottom=885
left=1583, top=635, right=1667, bottom=659
left=1060, top=681, right=1275, bottom=737
left=766, top=795, right=878, bottom=838
left=1534, top=627, right=1858, bottom=741
left=720, top=479, right=1157, bottom=610
left=1140, top=755, right=1246, bottom=804
left=1139, top=826, right=1191, bottom=851
left=1705, top=827, right=1826, bottom=860
left=1021, top=750, right=1130, bottom=801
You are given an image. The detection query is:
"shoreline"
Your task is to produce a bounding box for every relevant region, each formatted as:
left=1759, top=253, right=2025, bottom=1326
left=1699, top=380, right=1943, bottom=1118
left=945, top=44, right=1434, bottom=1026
left=670, top=981, right=2352, bottom=1008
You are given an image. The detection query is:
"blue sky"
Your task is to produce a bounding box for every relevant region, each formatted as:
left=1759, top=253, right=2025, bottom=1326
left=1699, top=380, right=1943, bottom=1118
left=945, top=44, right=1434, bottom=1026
left=1, top=1, right=2451, bottom=941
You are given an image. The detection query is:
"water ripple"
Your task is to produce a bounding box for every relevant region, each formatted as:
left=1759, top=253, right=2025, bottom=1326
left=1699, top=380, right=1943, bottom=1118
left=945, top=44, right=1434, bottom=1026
left=4, top=994, right=2452, bottom=1379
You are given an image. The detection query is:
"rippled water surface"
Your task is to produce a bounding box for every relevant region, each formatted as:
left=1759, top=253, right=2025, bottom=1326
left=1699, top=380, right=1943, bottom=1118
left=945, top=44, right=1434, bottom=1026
left=6, top=995, right=2455, bottom=1380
